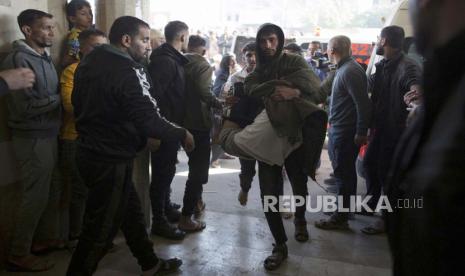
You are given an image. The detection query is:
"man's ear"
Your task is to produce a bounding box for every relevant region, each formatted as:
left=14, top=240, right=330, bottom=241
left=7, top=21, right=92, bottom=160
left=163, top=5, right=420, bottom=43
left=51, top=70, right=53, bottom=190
left=21, top=25, right=32, bottom=37
left=121, top=34, right=132, bottom=48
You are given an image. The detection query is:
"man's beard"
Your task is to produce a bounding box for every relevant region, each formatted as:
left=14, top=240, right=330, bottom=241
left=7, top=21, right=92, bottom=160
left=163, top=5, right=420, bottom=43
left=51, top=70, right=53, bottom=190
left=128, top=48, right=146, bottom=63
left=376, top=45, right=384, bottom=56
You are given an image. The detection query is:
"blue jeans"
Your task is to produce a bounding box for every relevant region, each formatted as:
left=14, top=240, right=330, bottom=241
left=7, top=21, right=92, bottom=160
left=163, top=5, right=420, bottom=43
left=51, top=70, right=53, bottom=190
left=328, top=126, right=360, bottom=221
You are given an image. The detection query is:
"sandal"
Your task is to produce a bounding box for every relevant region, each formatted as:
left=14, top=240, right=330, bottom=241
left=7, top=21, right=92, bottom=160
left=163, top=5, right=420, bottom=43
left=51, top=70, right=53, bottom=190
left=6, top=255, right=54, bottom=272
left=281, top=212, right=293, bottom=220
left=361, top=226, right=385, bottom=235
left=146, top=258, right=183, bottom=276
left=294, top=221, right=309, bottom=242
left=315, top=218, right=349, bottom=230
left=263, top=243, right=288, bottom=271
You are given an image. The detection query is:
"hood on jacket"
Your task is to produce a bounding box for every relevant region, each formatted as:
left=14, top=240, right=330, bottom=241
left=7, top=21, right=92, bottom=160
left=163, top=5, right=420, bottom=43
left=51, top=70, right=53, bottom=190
left=12, top=39, right=52, bottom=61
left=255, top=23, right=285, bottom=66
left=150, top=43, right=189, bottom=65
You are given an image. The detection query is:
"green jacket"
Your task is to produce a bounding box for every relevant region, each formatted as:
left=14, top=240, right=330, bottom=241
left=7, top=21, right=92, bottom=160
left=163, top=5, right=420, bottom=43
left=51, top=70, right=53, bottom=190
left=183, top=53, right=221, bottom=131
left=245, top=52, right=325, bottom=142
left=244, top=23, right=328, bottom=180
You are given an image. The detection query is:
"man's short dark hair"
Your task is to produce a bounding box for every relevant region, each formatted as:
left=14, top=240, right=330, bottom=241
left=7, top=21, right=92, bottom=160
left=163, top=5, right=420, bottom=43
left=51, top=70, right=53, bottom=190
left=109, top=16, right=150, bottom=45
left=66, top=0, right=91, bottom=17
left=381, top=25, right=405, bottom=50
left=284, top=43, right=303, bottom=55
left=188, top=35, right=206, bottom=49
left=17, top=9, right=53, bottom=34
left=310, top=41, right=321, bottom=48
left=78, top=29, right=106, bottom=45
left=242, top=42, right=256, bottom=53
left=164, top=21, right=188, bottom=42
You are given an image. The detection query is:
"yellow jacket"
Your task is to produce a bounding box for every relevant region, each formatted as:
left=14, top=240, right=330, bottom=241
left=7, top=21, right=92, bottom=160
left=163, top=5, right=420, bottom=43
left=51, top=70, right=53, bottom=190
left=60, top=62, right=78, bottom=140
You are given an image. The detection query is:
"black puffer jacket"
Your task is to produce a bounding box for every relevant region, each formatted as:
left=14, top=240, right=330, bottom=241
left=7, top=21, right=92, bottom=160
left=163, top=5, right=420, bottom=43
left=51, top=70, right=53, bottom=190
left=73, top=44, right=186, bottom=162
left=149, top=43, right=189, bottom=125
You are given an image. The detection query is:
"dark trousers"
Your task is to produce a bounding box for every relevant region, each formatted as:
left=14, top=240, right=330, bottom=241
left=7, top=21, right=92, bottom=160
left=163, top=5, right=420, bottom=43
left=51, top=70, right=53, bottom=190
left=258, top=146, right=308, bottom=245
left=182, top=130, right=211, bottom=216
left=328, top=127, right=360, bottom=221
left=67, top=151, right=158, bottom=276
left=239, top=158, right=256, bottom=193
left=60, top=139, right=88, bottom=239
left=150, top=140, right=179, bottom=224
left=364, top=133, right=397, bottom=209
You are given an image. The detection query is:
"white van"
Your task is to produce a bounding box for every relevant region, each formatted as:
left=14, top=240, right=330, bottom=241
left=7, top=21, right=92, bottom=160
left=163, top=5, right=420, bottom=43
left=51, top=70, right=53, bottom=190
left=366, top=0, right=424, bottom=77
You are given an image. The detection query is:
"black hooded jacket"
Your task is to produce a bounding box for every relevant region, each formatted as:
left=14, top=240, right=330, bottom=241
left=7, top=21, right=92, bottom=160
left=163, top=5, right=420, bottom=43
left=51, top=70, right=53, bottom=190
left=149, top=43, right=189, bottom=125
left=72, top=44, right=186, bottom=162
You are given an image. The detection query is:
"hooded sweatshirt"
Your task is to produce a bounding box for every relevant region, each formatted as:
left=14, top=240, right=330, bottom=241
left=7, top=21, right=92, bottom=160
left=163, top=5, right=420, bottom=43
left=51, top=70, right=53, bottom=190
left=245, top=23, right=325, bottom=139
left=148, top=43, right=189, bottom=125
left=244, top=23, right=328, bottom=179
left=1, top=40, right=61, bottom=138
left=73, top=44, right=186, bottom=162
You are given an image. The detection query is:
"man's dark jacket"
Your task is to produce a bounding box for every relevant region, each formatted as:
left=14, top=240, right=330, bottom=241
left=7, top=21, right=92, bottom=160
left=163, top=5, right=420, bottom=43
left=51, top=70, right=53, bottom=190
left=386, top=31, right=465, bottom=276
left=244, top=23, right=328, bottom=179
left=72, top=44, right=186, bottom=162
left=149, top=43, right=189, bottom=125
left=184, top=53, right=222, bottom=131
left=369, top=52, right=422, bottom=146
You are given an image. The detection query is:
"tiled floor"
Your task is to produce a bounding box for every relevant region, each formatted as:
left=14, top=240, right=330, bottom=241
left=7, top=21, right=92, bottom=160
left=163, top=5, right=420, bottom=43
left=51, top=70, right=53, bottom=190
left=1, top=149, right=392, bottom=276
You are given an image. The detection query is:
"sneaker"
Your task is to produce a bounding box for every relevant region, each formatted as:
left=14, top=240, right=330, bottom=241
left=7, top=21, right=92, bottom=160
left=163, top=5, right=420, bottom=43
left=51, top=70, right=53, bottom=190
left=169, top=202, right=181, bottom=210
left=210, top=160, right=221, bottom=168
left=151, top=222, right=186, bottom=240
left=315, top=214, right=349, bottom=230
left=166, top=208, right=181, bottom=223
left=178, top=215, right=206, bottom=233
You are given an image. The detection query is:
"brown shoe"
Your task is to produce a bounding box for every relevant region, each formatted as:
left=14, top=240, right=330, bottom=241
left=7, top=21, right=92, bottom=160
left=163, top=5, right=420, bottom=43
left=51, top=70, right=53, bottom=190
left=6, top=255, right=54, bottom=272
left=178, top=215, right=206, bottom=233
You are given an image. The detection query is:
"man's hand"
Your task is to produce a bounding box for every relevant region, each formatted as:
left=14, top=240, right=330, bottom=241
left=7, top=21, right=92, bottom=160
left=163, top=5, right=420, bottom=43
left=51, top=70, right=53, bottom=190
left=271, top=86, right=300, bottom=101
left=183, top=130, right=195, bottom=153
left=354, top=134, right=368, bottom=146
left=0, top=68, right=35, bottom=90
left=404, top=87, right=422, bottom=106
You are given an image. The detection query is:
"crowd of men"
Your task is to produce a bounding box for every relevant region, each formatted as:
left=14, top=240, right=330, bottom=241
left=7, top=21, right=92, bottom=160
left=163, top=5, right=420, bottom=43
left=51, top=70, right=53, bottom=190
left=0, top=0, right=464, bottom=275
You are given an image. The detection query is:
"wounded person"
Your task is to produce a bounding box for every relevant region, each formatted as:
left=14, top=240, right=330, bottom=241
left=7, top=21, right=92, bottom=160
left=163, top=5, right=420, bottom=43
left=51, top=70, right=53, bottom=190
left=219, top=23, right=327, bottom=271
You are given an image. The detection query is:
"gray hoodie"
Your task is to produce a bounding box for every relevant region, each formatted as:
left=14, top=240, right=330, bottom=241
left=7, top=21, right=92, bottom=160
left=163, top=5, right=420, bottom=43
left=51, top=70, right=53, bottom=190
left=1, top=40, right=61, bottom=138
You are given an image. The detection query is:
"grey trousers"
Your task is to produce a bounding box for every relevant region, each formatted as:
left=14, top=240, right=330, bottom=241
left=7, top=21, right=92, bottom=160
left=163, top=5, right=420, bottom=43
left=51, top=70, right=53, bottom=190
left=10, top=136, right=60, bottom=256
